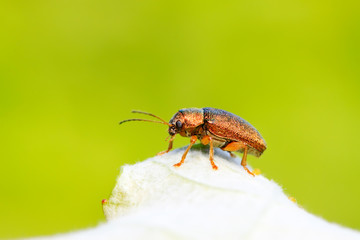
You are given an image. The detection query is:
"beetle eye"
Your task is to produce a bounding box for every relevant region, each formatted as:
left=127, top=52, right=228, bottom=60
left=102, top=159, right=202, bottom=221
left=176, top=120, right=182, bottom=129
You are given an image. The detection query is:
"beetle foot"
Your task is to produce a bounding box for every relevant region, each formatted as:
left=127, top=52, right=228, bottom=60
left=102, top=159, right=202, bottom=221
left=173, top=162, right=183, bottom=167
left=157, top=151, right=168, bottom=156
left=243, top=166, right=255, bottom=177
left=211, top=164, right=218, bottom=170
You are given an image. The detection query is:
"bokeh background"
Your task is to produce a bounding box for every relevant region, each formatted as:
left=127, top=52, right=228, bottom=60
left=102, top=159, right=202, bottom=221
left=1, top=0, right=360, bottom=238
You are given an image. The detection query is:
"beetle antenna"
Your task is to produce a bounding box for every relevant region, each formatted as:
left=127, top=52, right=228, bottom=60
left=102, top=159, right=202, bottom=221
left=131, top=110, right=169, bottom=125
left=119, top=118, right=170, bottom=126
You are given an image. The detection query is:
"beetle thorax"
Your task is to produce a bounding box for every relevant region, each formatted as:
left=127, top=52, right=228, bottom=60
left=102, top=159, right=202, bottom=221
left=180, top=108, right=204, bottom=128
left=168, top=108, right=204, bottom=137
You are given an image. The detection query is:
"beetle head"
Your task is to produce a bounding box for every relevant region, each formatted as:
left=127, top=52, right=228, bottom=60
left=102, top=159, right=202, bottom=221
left=168, top=108, right=204, bottom=136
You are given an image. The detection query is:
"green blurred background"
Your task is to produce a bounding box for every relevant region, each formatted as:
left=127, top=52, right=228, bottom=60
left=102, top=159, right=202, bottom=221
left=1, top=0, right=359, bottom=238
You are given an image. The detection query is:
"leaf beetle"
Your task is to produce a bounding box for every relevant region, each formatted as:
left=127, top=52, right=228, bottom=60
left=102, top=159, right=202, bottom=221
left=119, top=107, right=267, bottom=176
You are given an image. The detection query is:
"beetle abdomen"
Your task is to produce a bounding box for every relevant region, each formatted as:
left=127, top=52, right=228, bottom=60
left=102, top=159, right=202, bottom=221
left=203, top=107, right=267, bottom=155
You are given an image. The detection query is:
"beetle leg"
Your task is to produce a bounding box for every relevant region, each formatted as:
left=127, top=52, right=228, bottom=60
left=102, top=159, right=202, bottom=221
left=200, top=135, right=218, bottom=170
left=200, top=135, right=210, bottom=145
left=222, top=142, right=255, bottom=176
left=208, top=136, right=218, bottom=170
left=228, top=152, right=236, bottom=158
left=157, top=135, right=176, bottom=156
left=174, top=135, right=197, bottom=167
left=241, top=146, right=255, bottom=177
left=221, top=141, right=243, bottom=151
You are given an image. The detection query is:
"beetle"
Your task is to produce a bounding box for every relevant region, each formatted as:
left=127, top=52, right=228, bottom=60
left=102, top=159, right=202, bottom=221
left=119, top=107, right=267, bottom=176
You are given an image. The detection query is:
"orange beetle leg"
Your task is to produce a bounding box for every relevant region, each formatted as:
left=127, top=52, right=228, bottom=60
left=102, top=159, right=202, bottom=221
left=174, top=135, right=197, bottom=167
left=158, top=135, right=176, bottom=155
left=222, top=142, right=255, bottom=177
left=201, top=135, right=218, bottom=170
left=208, top=136, right=218, bottom=170
left=221, top=141, right=244, bottom=151
left=241, top=146, right=255, bottom=177
left=200, top=135, right=210, bottom=145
